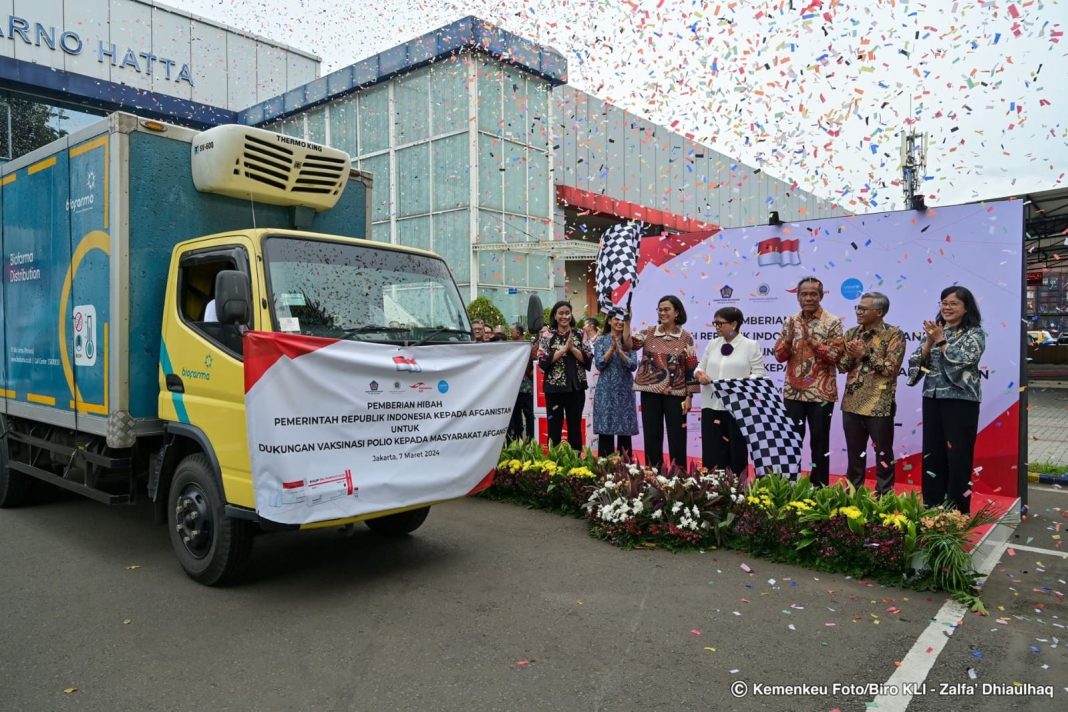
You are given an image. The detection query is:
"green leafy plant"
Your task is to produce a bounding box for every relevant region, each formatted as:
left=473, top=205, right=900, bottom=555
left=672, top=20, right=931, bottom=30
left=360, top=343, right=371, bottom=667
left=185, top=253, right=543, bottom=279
left=467, top=296, right=506, bottom=328
left=911, top=504, right=999, bottom=612
left=1028, top=459, right=1068, bottom=476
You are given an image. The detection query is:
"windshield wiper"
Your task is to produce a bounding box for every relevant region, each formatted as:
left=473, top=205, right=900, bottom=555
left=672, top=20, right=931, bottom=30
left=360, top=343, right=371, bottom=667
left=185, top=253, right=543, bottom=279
left=414, top=327, right=471, bottom=346
left=339, top=325, right=411, bottom=339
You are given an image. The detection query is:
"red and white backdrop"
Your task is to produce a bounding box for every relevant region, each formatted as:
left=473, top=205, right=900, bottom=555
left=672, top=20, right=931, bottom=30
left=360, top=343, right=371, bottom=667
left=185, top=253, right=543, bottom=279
left=543, top=201, right=1025, bottom=501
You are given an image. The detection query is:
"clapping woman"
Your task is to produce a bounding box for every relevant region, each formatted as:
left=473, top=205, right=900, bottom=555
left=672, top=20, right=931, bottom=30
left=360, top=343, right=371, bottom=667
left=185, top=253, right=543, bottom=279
left=906, top=286, right=986, bottom=513
left=624, top=295, right=699, bottom=471
left=538, top=301, right=593, bottom=449
left=694, top=307, right=765, bottom=475
left=592, top=312, right=639, bottom=456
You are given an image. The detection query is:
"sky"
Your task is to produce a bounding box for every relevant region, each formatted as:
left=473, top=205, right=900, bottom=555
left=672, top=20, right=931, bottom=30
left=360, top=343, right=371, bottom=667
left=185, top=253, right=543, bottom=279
left=180, top=0, right=1067, bottom=213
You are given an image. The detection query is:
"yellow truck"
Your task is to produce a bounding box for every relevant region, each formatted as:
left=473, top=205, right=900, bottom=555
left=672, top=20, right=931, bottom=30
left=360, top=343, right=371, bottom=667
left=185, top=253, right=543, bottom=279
left=0, top=114, right=478, bottom=584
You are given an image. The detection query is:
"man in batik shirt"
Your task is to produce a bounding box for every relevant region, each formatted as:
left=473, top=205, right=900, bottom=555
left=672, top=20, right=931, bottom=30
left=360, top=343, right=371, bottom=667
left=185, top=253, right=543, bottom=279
left=837, top=292, right=905, bottom=495
left=774, top=277, right=844, bottom=486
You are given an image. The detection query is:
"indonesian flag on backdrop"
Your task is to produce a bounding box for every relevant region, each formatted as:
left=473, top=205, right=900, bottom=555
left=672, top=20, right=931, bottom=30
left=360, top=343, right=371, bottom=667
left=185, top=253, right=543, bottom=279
left=596, top=221, right=643, bottom=314
left=756, top=237, right=801, bottom=267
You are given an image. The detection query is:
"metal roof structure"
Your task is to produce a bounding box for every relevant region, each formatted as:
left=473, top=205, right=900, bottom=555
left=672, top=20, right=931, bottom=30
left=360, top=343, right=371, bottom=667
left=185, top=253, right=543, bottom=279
left=1019, top=187, right=1068, bottom=271
left=472, top=239, right=600, bottom=262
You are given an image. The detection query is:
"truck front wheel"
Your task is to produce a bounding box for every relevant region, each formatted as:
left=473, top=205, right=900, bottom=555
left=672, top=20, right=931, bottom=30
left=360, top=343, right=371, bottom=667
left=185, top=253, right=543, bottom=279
left=364, top=506, right=430, bottom=535
left=0, top=445, right=32, bottom=508
left=167, top=454, right=253, bottom=585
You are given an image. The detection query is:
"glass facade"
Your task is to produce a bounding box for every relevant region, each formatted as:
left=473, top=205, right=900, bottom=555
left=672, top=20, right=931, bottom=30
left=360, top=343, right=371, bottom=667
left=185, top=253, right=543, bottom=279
left=1, top=92, right=103, bottom=163
left=264, top=53, right=557, bottom=321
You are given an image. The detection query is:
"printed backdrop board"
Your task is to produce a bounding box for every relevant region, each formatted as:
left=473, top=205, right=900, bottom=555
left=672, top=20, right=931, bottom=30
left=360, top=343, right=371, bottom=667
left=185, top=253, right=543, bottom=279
left=626, top=201, right=1024, bottom=499
left=245, top=333, right=529, bottom=525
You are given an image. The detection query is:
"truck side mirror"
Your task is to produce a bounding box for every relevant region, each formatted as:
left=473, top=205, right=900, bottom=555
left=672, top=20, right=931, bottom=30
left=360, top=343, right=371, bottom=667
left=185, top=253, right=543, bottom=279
left=215, top=270, right=251, bottom=325
left=527, top=294, right=543, bottom=334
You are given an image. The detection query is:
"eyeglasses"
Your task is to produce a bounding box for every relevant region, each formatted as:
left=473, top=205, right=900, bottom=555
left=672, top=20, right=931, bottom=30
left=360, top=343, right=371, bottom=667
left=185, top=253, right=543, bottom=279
left=713, top=320, right=730, bottom=326
left=939, top=300, right=964, bottom=308
left=854, top=306, right=871, bottom=313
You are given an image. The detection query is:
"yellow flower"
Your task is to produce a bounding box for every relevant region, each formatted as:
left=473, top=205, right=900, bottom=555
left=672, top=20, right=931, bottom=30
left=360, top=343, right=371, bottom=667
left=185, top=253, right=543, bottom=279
left=567, top=466, right=596, bottom=479
left=831, top=506, right=863, bottom=521
left=746, top=495, right=761, bottom=505
left=786, top=500, right=812, bottom=512
left=880, top=512, right=909, bottom=529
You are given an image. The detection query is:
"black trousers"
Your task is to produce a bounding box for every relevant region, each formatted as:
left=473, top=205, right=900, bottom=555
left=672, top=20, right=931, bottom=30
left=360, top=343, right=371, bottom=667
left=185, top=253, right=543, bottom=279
left=640, top=392, right=688, bottom=471
left=508, top=392, right=534, bottom=441
left=545, top=390, right=585, bottom=450
left=598, top=435, right=633, bottom=458
left=701, top=408, right=748, bottom=475
left=784, top=399, right=834, bottom=487
left=921, top=397, right=980, bottom=513
left=842, top=411, right=896, bottom=495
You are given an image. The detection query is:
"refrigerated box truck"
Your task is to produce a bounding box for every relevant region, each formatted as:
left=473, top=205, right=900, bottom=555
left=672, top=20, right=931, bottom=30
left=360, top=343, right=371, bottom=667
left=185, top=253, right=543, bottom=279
left=0, top=113, right=476, bottom=584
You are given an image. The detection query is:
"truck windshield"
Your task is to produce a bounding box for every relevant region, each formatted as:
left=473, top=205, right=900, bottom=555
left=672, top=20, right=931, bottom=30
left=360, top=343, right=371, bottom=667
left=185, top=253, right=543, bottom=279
left=263, top=236, right=471, bottom=343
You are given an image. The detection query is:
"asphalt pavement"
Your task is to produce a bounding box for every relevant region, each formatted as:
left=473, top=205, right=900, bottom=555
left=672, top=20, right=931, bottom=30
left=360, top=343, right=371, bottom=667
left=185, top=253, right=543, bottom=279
left=2, top=484, right=1065, bottom=712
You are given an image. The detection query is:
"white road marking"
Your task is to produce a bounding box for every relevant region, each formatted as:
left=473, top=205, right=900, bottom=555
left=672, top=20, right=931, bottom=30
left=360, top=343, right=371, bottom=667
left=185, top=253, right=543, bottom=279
left=1000, top=542, right=1068, bottom=558
left=870, top=503, right=1022, bottom=711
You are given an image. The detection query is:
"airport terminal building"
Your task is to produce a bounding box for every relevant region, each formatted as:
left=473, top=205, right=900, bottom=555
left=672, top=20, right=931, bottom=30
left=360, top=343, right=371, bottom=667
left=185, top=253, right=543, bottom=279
left=1, top=0, right=848, bottom=321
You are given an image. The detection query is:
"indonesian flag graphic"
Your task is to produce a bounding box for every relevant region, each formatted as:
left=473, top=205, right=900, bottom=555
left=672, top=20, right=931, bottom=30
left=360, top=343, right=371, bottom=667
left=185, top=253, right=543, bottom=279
left=756, top=237, right=801, bottom=267
left=393, top=355, right=421, bottom=372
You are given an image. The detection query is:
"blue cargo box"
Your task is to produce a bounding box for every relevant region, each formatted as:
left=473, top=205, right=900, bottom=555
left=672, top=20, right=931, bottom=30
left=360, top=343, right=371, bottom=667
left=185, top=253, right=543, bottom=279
left=0, top=113, right=369, bottom=442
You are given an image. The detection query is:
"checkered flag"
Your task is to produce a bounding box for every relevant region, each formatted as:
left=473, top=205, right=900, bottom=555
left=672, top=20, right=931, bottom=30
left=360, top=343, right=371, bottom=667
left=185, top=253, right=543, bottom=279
left=711, top=377, right=802, bottom=478
left=595, top=222, right=642, bottom=314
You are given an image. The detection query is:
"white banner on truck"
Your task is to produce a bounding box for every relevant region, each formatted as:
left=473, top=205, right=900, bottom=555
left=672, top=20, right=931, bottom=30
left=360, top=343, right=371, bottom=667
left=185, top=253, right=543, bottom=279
left=244, top=332, right=528, bottom=525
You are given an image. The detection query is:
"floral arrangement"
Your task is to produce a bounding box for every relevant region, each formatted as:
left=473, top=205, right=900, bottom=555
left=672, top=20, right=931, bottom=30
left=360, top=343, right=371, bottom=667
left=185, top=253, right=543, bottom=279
left=584, top=461, right=743, bottom=549
left=490, top=440, right=599, bottom=515
left=491, top=445, right=997, bottom=610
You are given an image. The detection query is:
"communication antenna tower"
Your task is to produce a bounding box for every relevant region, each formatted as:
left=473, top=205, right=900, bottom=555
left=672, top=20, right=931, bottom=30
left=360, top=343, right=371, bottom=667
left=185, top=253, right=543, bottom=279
left=900, top=129, right=928, bottom=210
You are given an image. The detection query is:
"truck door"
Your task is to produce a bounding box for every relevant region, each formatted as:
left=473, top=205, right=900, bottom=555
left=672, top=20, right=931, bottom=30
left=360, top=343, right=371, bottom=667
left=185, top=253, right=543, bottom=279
left=160, top=240, right=260, bottom=509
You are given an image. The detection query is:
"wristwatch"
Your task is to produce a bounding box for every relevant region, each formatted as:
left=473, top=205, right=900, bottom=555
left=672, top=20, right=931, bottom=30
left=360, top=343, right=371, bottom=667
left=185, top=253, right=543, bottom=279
left=934, top=339, right=947, bottom=348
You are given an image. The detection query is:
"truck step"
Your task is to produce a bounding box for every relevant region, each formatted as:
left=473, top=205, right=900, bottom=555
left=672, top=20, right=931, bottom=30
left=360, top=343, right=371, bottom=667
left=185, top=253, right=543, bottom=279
left=7, top=462, right=132, bottom=505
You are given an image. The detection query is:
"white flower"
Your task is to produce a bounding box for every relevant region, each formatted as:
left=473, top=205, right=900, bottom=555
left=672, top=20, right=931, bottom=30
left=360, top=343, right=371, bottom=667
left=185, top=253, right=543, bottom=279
left=672, top=501, right=683, bottom=514
left=651, top=509, right=663, bottom=520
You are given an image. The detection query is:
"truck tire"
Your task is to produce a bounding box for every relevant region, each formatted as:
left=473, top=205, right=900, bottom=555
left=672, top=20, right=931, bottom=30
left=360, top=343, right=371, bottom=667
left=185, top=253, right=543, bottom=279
left=0, top=445, right=32, bottom=508
left=168, top=454, right=253, bottom=585
left=364, top=506, right=430, bottom=536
